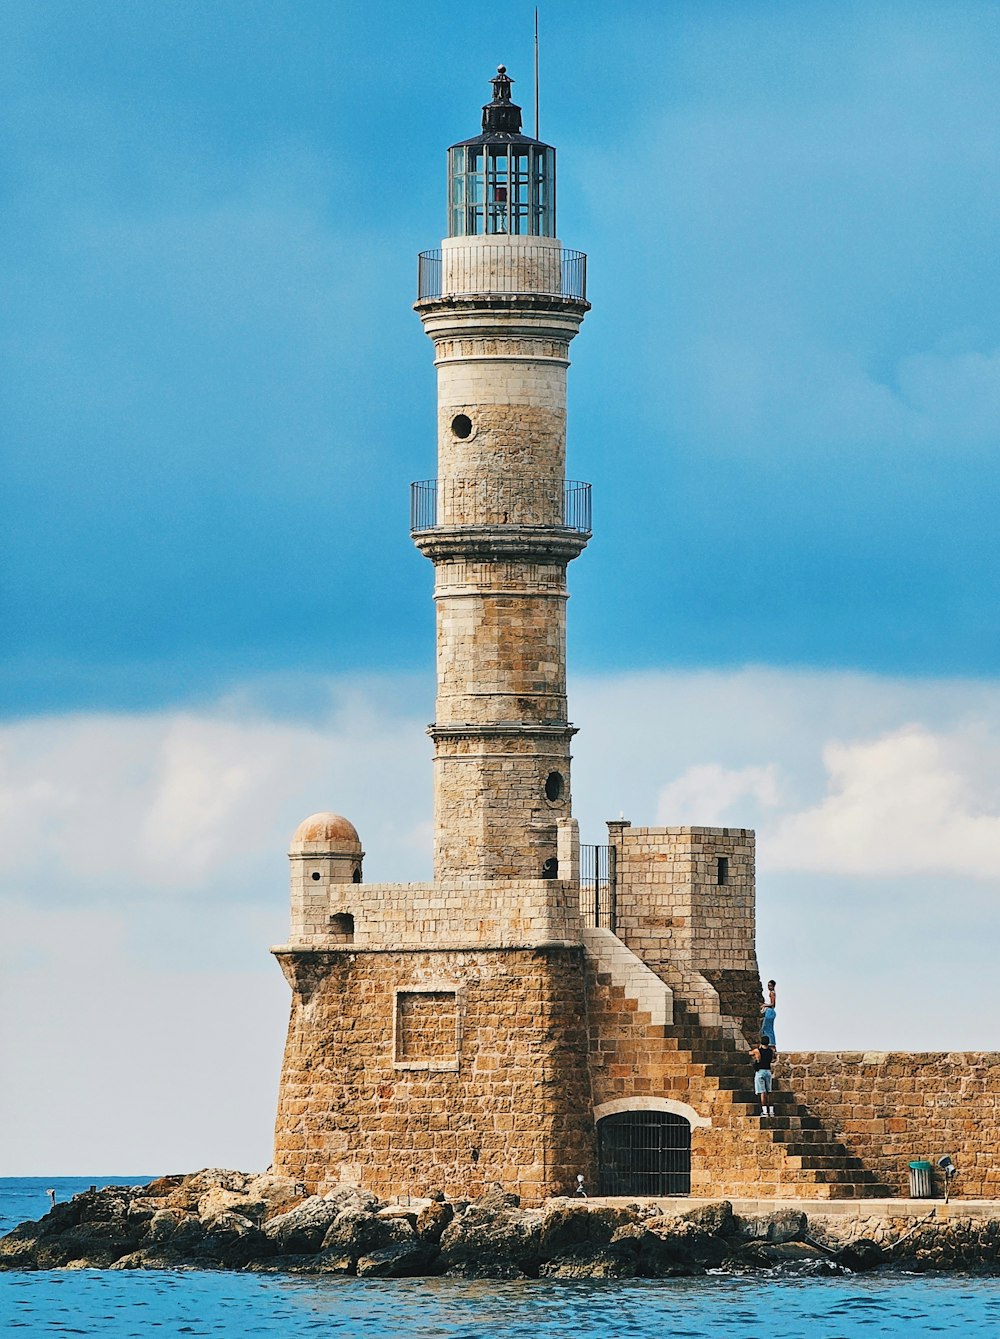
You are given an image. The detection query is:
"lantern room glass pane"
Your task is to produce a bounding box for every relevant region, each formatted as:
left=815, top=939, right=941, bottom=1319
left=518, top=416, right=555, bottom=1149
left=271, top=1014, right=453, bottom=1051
left=448, top=141, right=556, bottom=236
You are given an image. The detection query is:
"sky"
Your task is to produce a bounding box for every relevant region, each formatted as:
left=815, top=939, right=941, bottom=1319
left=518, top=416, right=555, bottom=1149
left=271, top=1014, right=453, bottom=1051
left=3, top=0, right=1000, bottom=1175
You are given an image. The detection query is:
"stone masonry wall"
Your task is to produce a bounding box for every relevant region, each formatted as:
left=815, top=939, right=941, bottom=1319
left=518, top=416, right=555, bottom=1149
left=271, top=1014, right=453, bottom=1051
left=440, top=234, right=564, bottom=298
left=610, top=825, right=761, bottom=1037
left=417, top=287, right=587, bottom=886
left=434, top=566, right=568, bottom=722
left=782, top=1052, right=1000, bottom=1199
left=272, top=946, right=593, bottom=1205
left=431, top=731, right=573, bottom=881
left=283, top=875, right=582, bottom=949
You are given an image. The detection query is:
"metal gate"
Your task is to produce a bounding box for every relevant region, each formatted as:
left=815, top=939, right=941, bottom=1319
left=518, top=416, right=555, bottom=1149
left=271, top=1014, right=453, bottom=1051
left=596, top=1110, right=691, bottom=1196
left=580, top=844, right=616, bottom=931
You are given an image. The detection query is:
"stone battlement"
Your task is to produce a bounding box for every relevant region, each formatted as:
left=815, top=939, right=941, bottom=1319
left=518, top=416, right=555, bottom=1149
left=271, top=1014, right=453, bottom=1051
left=285, top=876, right=583, bottom=949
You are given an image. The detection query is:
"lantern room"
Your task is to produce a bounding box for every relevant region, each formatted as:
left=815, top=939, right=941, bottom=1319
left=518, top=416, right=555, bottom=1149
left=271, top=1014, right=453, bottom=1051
left=447, top=66, right=555, bottom=238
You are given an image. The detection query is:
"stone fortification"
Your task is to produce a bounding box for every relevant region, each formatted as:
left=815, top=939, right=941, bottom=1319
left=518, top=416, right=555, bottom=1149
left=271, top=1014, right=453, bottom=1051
left=782, top=1052, right=1000, bottom=1200
left=269, top=71, right=1000, bottom=1216
left=286, top=877, right=582, bottom=949
left=272, top=947, right=593, bottom=1204
left=608, top=823, right=763, bottom=1038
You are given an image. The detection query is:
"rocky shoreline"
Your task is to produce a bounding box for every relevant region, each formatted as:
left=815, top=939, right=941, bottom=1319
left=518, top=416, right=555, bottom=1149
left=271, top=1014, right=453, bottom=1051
left=2, top=1170, right=998, bottom=1277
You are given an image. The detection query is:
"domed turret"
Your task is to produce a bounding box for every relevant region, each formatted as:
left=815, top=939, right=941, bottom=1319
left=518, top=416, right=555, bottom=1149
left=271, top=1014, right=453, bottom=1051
left=290, top=812, right=362, bottom=852
left=288, top=811, right=364, bottom=944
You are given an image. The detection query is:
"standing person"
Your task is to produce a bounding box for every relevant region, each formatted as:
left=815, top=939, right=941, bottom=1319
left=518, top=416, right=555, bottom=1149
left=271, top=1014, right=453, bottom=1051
left=760, top=979, right=777, bottom=1047
left=751, top=1036, right=776, bottom=1117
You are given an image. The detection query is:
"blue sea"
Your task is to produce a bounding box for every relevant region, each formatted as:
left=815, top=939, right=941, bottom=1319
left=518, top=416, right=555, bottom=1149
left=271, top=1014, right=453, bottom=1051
left=4, top=1178, right=1000, bottom=1337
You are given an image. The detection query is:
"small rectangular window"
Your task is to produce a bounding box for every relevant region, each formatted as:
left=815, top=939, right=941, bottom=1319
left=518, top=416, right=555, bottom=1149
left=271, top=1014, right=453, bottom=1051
left=717, top=856, right=729, bottom=886
left=394, top=990, right=459, bottom=1070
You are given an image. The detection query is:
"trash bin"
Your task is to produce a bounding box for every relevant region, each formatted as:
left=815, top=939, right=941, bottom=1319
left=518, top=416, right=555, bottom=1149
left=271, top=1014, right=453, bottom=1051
left=909, top=1160, right=932, bottom=1198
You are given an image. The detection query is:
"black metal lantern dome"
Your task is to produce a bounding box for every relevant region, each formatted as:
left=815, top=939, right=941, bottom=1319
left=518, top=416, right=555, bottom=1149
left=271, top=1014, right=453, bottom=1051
left=447, top=66, right=556, bottom=238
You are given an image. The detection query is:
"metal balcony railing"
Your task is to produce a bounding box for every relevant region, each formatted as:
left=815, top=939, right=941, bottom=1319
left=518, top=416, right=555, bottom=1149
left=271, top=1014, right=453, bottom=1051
left=417, top=247, right=587, bottom=302
left=410, top=478, right=591, bottom=534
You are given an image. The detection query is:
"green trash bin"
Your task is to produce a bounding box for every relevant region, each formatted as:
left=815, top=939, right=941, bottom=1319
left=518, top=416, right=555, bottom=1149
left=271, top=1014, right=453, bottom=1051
left=909, top=1160, right=932, bottom=1198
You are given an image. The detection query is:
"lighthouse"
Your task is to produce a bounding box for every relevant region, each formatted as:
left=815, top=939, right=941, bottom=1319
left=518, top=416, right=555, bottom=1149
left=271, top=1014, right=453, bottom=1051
left=413, top=65, right=591, bottom=885
left=273, top=70, right=815, bottom=1212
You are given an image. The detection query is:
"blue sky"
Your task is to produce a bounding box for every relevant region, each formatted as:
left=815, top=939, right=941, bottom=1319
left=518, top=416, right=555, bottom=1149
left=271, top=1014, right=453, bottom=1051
left=6, top=0, right=1000, bottom=714
left=5, top=1, right=1000, bottom=1173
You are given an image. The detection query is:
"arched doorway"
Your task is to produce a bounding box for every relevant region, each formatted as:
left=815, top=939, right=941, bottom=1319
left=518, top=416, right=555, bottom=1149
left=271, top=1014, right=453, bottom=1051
left=596, top=1109, right=691, bottom=1196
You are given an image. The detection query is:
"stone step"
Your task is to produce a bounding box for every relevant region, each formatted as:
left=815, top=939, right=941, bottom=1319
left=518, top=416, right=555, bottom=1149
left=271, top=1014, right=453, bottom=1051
left=769, top=1126, right=854, bottom=1145
left=782, top=1153, right=865, bottom=1171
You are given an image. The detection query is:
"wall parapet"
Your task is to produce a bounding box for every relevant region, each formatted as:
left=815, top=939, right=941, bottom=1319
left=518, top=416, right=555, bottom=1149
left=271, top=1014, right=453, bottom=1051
left=286, top=877, right=583, bottom=950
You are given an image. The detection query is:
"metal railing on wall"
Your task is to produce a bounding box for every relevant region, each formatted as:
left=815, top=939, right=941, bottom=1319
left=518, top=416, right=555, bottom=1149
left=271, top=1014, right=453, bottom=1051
left=410, top=478, right=591, bottom=534
left=417, top=247, right=587, bottom=301
left=581, top=843, right=617, bottom=932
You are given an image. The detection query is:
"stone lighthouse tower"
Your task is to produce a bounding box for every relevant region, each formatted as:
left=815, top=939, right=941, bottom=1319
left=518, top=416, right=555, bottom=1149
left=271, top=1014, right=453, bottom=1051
left=273, top=69, right=890, bottom=1210
left=272, top=69, right=595, bottom=1204
left=412, top=66, right=590, bottom=884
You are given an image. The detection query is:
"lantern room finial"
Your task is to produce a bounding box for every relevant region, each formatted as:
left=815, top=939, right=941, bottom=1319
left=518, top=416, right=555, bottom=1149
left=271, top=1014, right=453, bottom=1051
left=482, top=65, right=522, bottom=135
left=492, top=65, right=513, bottom=103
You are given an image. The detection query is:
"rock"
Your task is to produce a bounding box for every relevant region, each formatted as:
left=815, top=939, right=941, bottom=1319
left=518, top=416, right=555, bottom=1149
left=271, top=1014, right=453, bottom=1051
left=319, top=1206, right=413, bottom=1257
left=9, top=1187, right=150, bottom=1269
left=415, top=1200, right=454, bottom=1244
left=264, top=1196, right=348, bottom=1254
left=356, top=1241, right=434, bottom=1278
left=321, top=1185, right=383, bottom=1215
left=620, top=1213, right=728, bottom=1271
left=678, top=1201, right=735, bottom=1238
left=243, top=1173, right=309, bottom=1222
left=198, top=1187, right=259, bottom=1223
left=540, top=1204, right=640, bottom=1254
left=141, top=1175, right=185, bottom=1198
left=836, top=1238, right=886, bottom=1273
left=438, top=1204, right=542, bottom=1277
left=539, top=1244, right=638, bottom=1279
left=197, top=1211, right=275, bottom=1267
left=320, top=1208, right=382, bottom=1256
left=0, top=1230, right=40, bottom=1268
left=292, top=1249, right=355, bottom=1275
left=164, top=1169, right=251, bottom=1214
left=606, top=1223, right=701, bottom=1278
left=108, top=1251, right=147, bottom=1269
left=734, top=1209, right=807, bottom=1244
left=148, top=1208, right=205, bottom=1250
left=474, top=1186, right=521, bottom=1213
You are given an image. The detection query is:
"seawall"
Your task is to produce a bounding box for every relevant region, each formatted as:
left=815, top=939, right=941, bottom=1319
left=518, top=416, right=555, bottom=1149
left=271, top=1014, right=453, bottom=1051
left=782, top=1052, right=1000, bottom=1199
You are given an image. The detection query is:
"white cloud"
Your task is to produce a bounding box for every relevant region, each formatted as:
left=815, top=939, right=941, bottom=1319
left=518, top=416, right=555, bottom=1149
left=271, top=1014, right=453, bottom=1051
left=769, top=724, right=1000, bottom=877
left=656, top=762, right=782, bottom=827
left=0, top=689, right=432, bottom=904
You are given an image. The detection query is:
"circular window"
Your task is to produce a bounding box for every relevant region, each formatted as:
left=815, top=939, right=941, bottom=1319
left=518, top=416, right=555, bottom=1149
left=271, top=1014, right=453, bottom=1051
left=451, top=413, right=473, bottom=439
left=544, top=771, right=565, bottom=802
left=311, top=871, right=322, bottom=881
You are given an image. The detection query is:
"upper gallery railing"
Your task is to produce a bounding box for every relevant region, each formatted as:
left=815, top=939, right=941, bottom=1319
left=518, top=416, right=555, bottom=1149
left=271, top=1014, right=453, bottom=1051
left=411, top=478, right=592, bottom=534
left=417, top=246, right=587, bottom=302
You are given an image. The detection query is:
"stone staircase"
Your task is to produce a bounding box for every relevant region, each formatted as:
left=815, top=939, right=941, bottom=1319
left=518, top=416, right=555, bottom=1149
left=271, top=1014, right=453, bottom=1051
left=584, top=932, right=893, bottom=1200
left=665, top=997, right=894, bottom=1199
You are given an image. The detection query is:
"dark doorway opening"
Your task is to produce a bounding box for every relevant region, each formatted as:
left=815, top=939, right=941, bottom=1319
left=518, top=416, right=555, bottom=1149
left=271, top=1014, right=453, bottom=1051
left=596, top=1110, right=691, bottom=1196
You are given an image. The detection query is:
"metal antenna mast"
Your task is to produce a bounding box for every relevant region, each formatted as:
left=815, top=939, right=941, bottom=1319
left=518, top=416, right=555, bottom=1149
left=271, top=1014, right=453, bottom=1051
left=534, top=8, right=540, bottom=139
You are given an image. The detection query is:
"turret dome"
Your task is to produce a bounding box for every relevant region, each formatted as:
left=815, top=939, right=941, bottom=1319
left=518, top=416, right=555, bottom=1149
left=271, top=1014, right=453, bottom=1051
left=290, top=812, right=362, bottom=851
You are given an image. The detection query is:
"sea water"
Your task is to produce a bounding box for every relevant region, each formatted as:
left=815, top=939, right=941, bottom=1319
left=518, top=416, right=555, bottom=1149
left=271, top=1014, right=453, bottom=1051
left=4, top=1178, right=1000, bottom=1338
